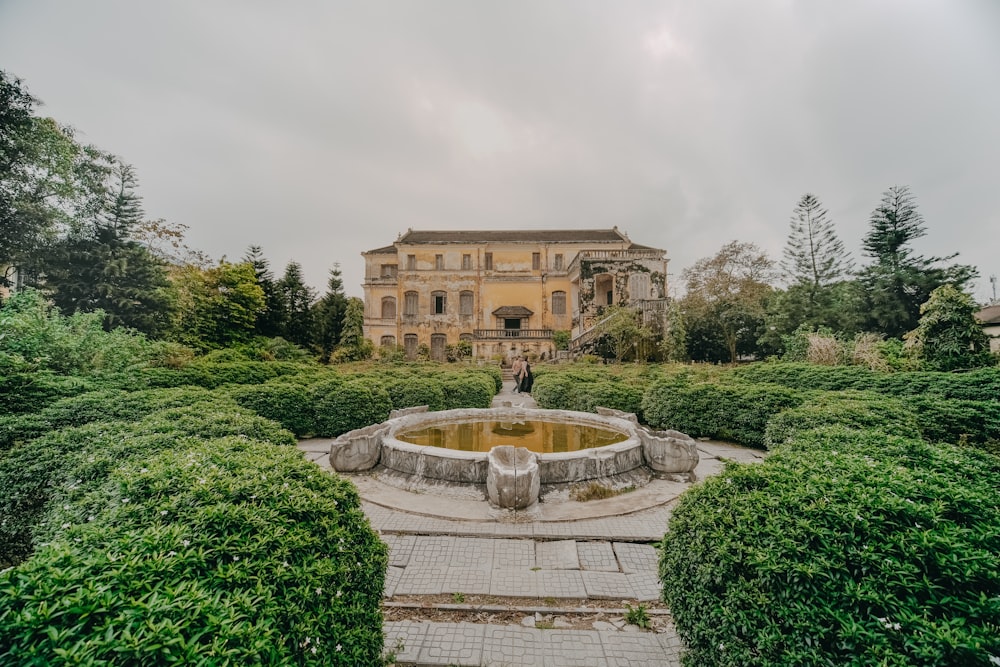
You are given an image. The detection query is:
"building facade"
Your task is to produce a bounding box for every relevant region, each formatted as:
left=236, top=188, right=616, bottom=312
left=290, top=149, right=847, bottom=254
left=362, top=228, right=669, bottom=361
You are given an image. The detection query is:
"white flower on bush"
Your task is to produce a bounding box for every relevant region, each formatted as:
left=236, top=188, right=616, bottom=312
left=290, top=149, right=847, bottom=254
left=336, top=644, right=342, bottom=652
left=160, top=510, right=168, bottom=516
left=61, top=523, right=71, bottom=529
left=233, top=555, right=240, bottom=561
left=121, top=498, right=130, bottom=504
left=315, top=587, right=323, bottom=595
left=182, top=539, right=191, bottom=547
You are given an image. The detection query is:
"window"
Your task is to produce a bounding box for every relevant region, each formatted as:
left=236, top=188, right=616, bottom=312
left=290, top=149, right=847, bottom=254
left=435, top=254, right=444, bottom=270
left=459, top=290, right=474, bottom=316
left=629, top=273, right=651, bottom=300
left=404, top=334, right=418, bottom=359
left=406, top=254, right=416, bottom=270
left=484, top=252, right=493, bottom=270
left=380, top=335, right=396, bottom=347
left=462, top=253, right=472, bottom=270
left=432, top=290, right=446, bottom=314
left=380, top=264, right=397, bottom=278
left=551, top=290, right=567, bottom=315
left=554, top=253, right=564, bottom=271
left=430, top=334, right=447, bottom=361
left=459, top=333, right=473, bottom=342
left=404, top=291, right=418, bottom=316
left=532, top=253, right=540, bottom=270
left=381, top=296, right=396, bottom=319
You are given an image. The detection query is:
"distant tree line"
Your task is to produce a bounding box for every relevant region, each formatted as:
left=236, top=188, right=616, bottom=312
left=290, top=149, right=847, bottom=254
left=1, top=70, right=364, bottom=361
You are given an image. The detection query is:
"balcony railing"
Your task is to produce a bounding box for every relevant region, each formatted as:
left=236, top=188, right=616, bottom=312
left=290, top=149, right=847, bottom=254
left=474, top=329, right=553, bottom=340
left=566, top=248, right=664, bottom=274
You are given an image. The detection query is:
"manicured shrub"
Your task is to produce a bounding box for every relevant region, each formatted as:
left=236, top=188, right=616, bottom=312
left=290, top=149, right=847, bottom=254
left=482, top=364, right=503, bottom=394
left=764, top=392, right=921, bottom=449
left=230, top=382, right=316, bottom=436
left=0, top=437, right=387, bottom=665
left=384, top=376, right=446, bottom=411
left=574, top=381, right=644, bottom=419
left=0, top=414, right=53, bottom=452
left=313, top=379, right=392, bottom=437
left=643, top=380, right=804, bottom=448
left=660, top=427, right=1000, bottom=666
left=0, top=372, right=93, bottom=415
left=904, top=396, right=1000, bottom=450
left=531, top=374, right=579, bottom=410
left=440, top=374, right=495, bottom=410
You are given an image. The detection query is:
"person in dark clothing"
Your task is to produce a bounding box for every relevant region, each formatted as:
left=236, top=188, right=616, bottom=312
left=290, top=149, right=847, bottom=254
left=520, top=360, right=534, bottom=393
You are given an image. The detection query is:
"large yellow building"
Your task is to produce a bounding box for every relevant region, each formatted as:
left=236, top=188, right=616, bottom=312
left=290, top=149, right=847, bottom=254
left=362, top=228, right=669, bottom=361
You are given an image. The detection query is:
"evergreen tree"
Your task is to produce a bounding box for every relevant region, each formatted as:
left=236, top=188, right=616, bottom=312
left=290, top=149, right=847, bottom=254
left=40, top=160, right=172, bottom=335
left=905, top=284, right=994, bottom=371
left=311, top=264, right=349, bottom=362
left=169, top=261, right=265, bottom=350
left=781, top=193, right=853, bottom=288
left=277, top=261, right=315, bottom=348
left=243, top=245, right=285, bottom=337
left=859, top=185, right=976, bottom=338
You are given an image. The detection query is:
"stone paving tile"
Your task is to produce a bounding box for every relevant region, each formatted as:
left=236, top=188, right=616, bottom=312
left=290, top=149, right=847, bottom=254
left=384, top=565, right=404, bottom=598
left=627, top=571, right=663, bottom=602
left=383, top=620, right=426, bottom=664
left=443, top=566, right=492, bottom=595
left=417, top=622, right=485, bottom=666
left=490, top=568, right=540, bottom=598
left=577, top=541, right=619, bottom=572
left=537, top=570, right=587, bottom=599
left=393, top=565, right=449, bottom=595
left=481, top=625, right=545, bottom=667
left=449, top=536, right=493, bottom=568
left=383, top=533, right=416, bottom=567
left=535, top=540, right=579, bottom=570
left=408, top=536, right=455, bottom=565
left=493, top=538, right=535, bottom=569
left=614, top=542, right=659, bottom=574
left=542, top=629, right=607, bottom=666
left=581, top=571, right=635, bottom=600
left=601, top=632, right=680, bottom=666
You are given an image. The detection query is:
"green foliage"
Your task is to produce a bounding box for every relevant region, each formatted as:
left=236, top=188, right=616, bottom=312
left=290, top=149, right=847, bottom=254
left=312, top=379, right=391, bottom=437
left=440, top=374, right=495, bottom=410
left=532, top=373, right=579, bottom=411
left=642, top=379, right=803, bottom=448
left=552, top=329, right=571, bottom=351
left=624, top=603, right=652, bottom=630
left=384, top=376, right=446, bottom=411
left=0, top=436, right=386, bottom=665
left=764, top=392, right=921, bottom=448
left=660, top=428, right=1000, bottom=666
left=906, top=284, right=995, bottom=371
left=230, top=382, right=316, bottom=436
left=169, top=261, right=266, bottom=350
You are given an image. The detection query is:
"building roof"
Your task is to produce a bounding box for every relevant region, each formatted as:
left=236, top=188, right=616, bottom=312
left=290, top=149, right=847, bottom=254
left=975, top=304, right=1000, bottom=325
left=492, top=305, right=534, bottom=317
left=362, top=245, right=398, bottom=255
left=396, top=228, right=630, bottom=245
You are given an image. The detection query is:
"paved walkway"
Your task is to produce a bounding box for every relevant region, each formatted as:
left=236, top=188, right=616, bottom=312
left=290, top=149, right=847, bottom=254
left=298, top=378, right=766, bottom=666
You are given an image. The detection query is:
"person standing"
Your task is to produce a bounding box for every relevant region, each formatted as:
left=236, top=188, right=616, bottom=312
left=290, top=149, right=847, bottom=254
left=521, top=359, right=533, bottom=394
left=511, top=355, right=524, bottom=393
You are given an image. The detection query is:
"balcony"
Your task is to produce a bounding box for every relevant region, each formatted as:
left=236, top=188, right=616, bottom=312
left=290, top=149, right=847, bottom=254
left=474, top=329, right=553, bottom=340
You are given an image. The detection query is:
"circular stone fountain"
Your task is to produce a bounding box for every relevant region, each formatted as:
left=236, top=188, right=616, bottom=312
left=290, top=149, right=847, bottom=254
left=328, top=406, right=699, bottom=510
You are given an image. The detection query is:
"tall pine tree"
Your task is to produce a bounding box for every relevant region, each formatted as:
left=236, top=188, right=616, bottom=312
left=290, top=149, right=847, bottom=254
left=859, top=185, right=976, bottom=338
left=311, top=264, right=349, bottom=362
left=243, top=245, right=286, bottom=338
left=278, top=261, right=315, bottom=348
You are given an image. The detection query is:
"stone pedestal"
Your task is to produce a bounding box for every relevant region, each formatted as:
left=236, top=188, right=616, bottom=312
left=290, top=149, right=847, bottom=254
left=639, top=428, right=699, bottom=474
left=328, top=424, right=386, bottom=472
left=487, top=446, right=540, bottom=510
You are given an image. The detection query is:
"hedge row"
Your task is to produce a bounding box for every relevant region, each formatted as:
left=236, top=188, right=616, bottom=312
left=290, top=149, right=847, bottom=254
left=0, top=405, right=386, bottom=664
left=660, top=426, right=1000, bottom=666
left=734, top=363, right=1000, bottom=402
left=532, top=372, right=648, bottom=420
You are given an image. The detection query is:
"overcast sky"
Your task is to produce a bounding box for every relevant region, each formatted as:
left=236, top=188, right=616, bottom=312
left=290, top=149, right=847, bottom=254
left=2, top=1, right=998, bottom=302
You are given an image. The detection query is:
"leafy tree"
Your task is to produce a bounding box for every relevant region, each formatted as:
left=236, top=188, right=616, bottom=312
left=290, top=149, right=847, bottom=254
left=659, top=300, right=689, bottom=362
left=591, top=305, right=653, bottom=363
left=905, top=284, right=994, bottom=371
left=243, top=245, right=285, bottom=338
left=681, top=241, right=777, bottom=363
left=859, top=186, right=976, bottom=338
left=311, top=264, right=349, bottom=362
left=331, top=297, right=373, bottom=362
left=169, top=261, right=264, bottom=349
left=277, top=261, right=315, bottom=348
left=39, top=160, right=173, bottom=335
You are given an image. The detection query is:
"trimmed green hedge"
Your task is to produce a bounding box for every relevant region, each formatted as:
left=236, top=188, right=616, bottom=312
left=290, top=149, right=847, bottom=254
left=643, top=379, right=804, bottom=448
left=385, top=376, right=446, bottom=412
left=0, top=436, right=386, bottom=665
left=230, top=382, right=317, bottom=437
left=312, top=379, right=392, bottom=438
left=764, top=392, right=922, bottom=449
left=441, top=374, right=495, bottom=410
left=660, top=427, right=1000, bottom=666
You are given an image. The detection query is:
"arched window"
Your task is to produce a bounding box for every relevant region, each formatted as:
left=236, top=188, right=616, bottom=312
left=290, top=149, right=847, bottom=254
left=432, top=290, right=447, bottom=315
left=380, top=335, right=396, bottom=347
left=404, top=291, right=419, bottom=316
left=381, top=296, right=396, bottom=319
left=460, top=290, right=474, bottom=316
left=551, top=290, right=567, bottom=315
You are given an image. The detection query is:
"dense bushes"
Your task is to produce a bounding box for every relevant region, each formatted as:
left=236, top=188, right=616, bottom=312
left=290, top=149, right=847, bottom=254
left=231, top=382, right=317, bottom=437
left=384, top=376, right=446, bottom=412
left=660, top=427, right=1000, bottom=666
left=441, top=374, right=495, bottom=410
left=643, top=379, right=804, bottom=448
left=0, top=435, right=387, bottom=665
left=313, top=379, right=392, bottom=438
